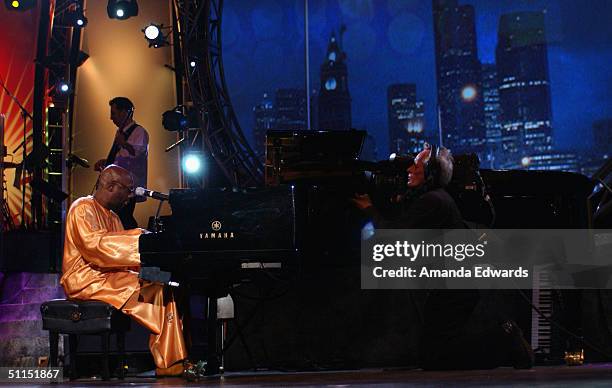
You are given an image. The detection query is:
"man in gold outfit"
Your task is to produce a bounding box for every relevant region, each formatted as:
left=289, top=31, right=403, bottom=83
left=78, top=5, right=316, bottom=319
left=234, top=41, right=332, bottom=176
left=60, top=165, right=187, bottom=376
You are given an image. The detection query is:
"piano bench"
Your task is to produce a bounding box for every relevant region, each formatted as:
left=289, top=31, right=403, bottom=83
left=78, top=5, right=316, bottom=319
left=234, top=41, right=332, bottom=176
left=40, top=299, right=131, bottom=381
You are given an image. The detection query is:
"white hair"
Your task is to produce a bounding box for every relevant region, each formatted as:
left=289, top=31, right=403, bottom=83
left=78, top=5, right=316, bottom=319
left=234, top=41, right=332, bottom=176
left=436, top=147, right=454, bottom=187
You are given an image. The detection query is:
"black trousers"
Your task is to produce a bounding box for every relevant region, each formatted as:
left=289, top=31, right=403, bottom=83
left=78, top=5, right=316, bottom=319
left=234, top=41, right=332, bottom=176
left=117, top=198, right=138, bottom=229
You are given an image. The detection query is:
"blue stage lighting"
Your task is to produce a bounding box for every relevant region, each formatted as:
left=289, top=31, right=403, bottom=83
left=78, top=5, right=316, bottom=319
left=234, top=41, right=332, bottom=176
left=66, top=6, right=88, bottom=27
left=56, top=80, right=71, bottom=94
left=182, top=153, right=204, bottom=175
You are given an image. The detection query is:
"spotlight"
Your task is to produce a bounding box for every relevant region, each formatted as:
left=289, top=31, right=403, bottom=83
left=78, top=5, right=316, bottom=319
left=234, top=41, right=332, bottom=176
left=162, top=109, right=188, bottom=132
left=50, top=80, right=72, bottom=106
left=144, top=24, right=160, bottom=40
left=65, top=7, right=88, bottom=28
left=142, top=23, right=168, bottom=48
left=107, top=0, right=138, bottom=20
left=188, top=55, right=202, bottom=68
left=4, top=0, right=35, bottom=11
left=182, top=152, right=204, bottom=175
left=55, top=80, right=71, bottom=95
left=76, top=16, right=87, bottom=27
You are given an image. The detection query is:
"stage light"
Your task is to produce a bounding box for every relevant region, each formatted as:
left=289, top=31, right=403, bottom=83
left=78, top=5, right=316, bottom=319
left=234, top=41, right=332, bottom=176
left=59, top=83, right=69, bottom=93
left=107, top=0, right=138, bottom=20
left=50, top=80, right=72, bottom=106
left=142, top=23, right=168, bottom=48
left=76, top=14, right=87, bottom=26
left=55, top=80, right=71, bottom=95
left=162, top=109, right=188, bottom=132
left=182, top=152, right=204, bottom=175
left=189, top=60, right=196, bottom=68
left=65, top=6, right=88, bottom=28
left=144, top=24, right=160, bottom=40
left=4, top=0, right=35, bottom=11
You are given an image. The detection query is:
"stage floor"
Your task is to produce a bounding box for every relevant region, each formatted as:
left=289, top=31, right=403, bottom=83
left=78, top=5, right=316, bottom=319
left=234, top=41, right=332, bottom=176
left=26, top=363, right=612, bottom=387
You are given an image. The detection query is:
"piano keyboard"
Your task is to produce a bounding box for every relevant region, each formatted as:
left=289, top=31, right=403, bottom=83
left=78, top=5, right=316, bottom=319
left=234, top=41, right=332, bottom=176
left=531, top=267, right=553, bottom=355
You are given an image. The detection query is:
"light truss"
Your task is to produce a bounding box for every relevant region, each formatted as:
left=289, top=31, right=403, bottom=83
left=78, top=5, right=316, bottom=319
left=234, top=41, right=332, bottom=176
left=173, top=0, right=263, bottom=187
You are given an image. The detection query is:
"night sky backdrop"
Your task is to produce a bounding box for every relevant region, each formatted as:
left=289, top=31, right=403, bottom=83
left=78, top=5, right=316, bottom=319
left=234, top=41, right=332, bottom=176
left=221, top=0, right=611, bottom=157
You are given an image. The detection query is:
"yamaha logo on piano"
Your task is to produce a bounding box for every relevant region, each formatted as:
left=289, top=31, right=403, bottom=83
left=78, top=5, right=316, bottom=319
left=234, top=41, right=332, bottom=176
left=199, top=220, right=235, bottom=239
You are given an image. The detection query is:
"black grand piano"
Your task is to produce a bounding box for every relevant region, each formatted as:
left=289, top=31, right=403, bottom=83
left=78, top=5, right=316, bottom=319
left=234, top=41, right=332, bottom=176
left=139, top=186, right=298, bottom=286
left=139, top=130, right=604, bottom=373
left=139, top=185, right=300, bottom=374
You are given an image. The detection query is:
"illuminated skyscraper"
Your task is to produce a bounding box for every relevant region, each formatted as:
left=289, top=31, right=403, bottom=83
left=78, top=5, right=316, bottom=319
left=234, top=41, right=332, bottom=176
left=253, top=92, right=275, bottom=159
left=496, top=11, right=553, bottom=167
left=432, top=0, right=485, bottom=154
left=275, top=88, right=306, bottom=131
left=387, top=83, right=425, bottom=155
left=519, top=151, right=579, bottom=172
left=318, top=28, right=352, bottom=131
left=481, top=63, right=502, bottom=168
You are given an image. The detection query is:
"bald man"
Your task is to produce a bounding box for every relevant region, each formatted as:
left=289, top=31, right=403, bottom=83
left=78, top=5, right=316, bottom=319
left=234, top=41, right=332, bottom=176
left=60, top=165, right=187, bottom=376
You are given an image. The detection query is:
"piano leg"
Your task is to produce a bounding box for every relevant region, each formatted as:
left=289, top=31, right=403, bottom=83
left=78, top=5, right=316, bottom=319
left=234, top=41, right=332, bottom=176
left=205, top=297, right=220, bottom=375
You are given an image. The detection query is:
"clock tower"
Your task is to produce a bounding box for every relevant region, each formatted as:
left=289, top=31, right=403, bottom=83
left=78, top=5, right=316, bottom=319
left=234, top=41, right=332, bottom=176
left=318, top=28, right=352, bottom=131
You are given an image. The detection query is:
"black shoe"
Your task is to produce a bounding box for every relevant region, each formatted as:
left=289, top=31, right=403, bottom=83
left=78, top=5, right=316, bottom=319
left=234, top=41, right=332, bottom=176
left=501, top=320, right=535, bottom=369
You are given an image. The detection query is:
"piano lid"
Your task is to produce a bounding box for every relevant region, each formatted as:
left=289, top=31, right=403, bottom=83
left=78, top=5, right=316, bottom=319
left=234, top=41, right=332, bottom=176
left=164, top=185, right=297, bottom=254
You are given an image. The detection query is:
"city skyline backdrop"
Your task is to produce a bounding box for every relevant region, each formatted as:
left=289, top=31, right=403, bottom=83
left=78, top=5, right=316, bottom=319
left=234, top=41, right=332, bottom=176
left=221, top=0, right=611, bottom=161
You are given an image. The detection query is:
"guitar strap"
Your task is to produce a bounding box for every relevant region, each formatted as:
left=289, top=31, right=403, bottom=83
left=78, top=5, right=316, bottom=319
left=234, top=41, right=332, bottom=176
left=106, top=123, right=139, bottom=164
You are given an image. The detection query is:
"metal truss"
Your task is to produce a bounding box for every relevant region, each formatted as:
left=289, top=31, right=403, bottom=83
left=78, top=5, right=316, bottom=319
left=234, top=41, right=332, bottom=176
left=173, top=0, right=263, bottom=187
left=31, top=0, right=83, bottom=228
left=28, top=0, right=75, bottom=228
left=47, top=0, right=76, bottom=102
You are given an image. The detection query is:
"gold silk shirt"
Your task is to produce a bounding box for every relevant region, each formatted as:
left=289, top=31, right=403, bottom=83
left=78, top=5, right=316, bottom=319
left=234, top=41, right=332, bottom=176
left=60, top=196, right=143, bottom=309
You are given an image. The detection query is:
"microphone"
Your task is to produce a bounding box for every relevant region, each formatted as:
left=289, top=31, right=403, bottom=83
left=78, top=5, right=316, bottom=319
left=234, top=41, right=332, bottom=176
left=135, top=187, right=169, bottom=201
left=66, top=153, right=90, bottom=168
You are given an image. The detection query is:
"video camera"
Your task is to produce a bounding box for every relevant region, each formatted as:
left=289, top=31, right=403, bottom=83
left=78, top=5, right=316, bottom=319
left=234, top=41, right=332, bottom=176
left=357, top=153, right=415, bottom=211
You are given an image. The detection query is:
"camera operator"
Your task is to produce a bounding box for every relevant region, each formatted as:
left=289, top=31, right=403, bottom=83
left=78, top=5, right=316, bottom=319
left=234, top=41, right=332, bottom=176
left=352, top=145, right=462, bottom=229
left=352, top=145, right=534, bottom=370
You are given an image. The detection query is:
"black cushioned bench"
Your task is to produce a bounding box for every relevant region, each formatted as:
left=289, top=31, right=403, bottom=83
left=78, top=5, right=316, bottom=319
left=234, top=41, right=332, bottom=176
left=40, top=299, right=131, bottom=380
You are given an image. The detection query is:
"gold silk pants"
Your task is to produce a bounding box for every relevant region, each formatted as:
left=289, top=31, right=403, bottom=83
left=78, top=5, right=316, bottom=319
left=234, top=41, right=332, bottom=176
left=121, top=281, right=187, bottom=368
